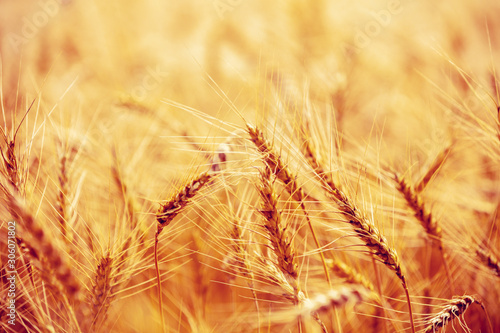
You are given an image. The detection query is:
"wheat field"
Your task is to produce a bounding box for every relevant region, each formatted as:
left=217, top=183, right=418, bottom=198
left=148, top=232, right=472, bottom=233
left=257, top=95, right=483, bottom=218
left=0, top=0, right=499, bottom=332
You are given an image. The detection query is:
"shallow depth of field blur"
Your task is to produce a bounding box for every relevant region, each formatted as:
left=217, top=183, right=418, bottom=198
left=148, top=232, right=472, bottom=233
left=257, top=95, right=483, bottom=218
left=0, top=0, right=499, bottom=332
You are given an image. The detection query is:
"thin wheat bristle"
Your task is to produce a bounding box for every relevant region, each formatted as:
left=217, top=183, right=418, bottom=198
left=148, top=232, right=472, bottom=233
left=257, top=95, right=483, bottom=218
left=424, top=296, right=478, bottom=333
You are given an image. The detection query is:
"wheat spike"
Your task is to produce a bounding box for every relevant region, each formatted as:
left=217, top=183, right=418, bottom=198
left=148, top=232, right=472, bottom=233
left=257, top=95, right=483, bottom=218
left=394, top=174, right=442, bottom=243
left=247, top=124, right=332, bottom=287
left=328, top=259, right=375, bottom=292
left=476, top=247, right=500, bottom=277
left=154, top=171, right=214, bottom=332
left=258, top=165, right=299, bottom=279
left=90, top=256, right=114, bottom=331
left=156, top=172, right=213, bottom=234
left=424, top=296, right=477, bottom=333
left=415, top=145, right=452, bottom=193
left=299, top=138, right=414, bottom=333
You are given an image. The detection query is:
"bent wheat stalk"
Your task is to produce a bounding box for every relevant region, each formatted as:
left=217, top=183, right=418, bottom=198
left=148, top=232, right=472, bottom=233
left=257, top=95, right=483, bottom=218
left=300, top=136, right=415, bottom=333
left=154, top=171, right=214, bottom=333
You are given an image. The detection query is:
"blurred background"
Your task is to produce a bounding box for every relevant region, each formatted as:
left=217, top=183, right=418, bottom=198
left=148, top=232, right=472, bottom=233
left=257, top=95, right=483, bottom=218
left=1, top=1, right=499, bottom=332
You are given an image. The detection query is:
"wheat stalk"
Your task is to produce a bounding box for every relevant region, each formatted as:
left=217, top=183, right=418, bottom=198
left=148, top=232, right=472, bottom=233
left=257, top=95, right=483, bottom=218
left=154, top=171, right=214, bottom=332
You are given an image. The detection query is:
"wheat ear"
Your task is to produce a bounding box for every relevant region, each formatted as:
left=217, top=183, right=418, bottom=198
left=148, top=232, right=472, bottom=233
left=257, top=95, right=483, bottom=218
left=394, top=173, right=455, bottom=293
left=247, top=125, right=332, bottom=288
left=300, top=136, right=415, bottom=333
left=5, top=190, right=82, bottom=331
left=476, top=247, right=500, bottom=277
left=302, top=285, right=366, bottom=315
left=268, top=284, right=367, bottom=330
left=228, top=217, right=260, bottom=327
left=7, top=191, right=80, bottom=300
left=394, top=174, right=442, bottom=242
left=424, top=296, right=492, bottom=333
left=414, top=145, right=452, bottom=193
left=154, top=171, right=214, bottom=332
left=258, top=165, right=299, bottom=280
left=257, top=165, right=331, bottom=331
left=90, top=256, right=114, bottom=331
left=308, top=162, right=413, bottom=330
left=328, top=259, right=374, bottom=292
left=0, top=129, right=20, bottom=193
